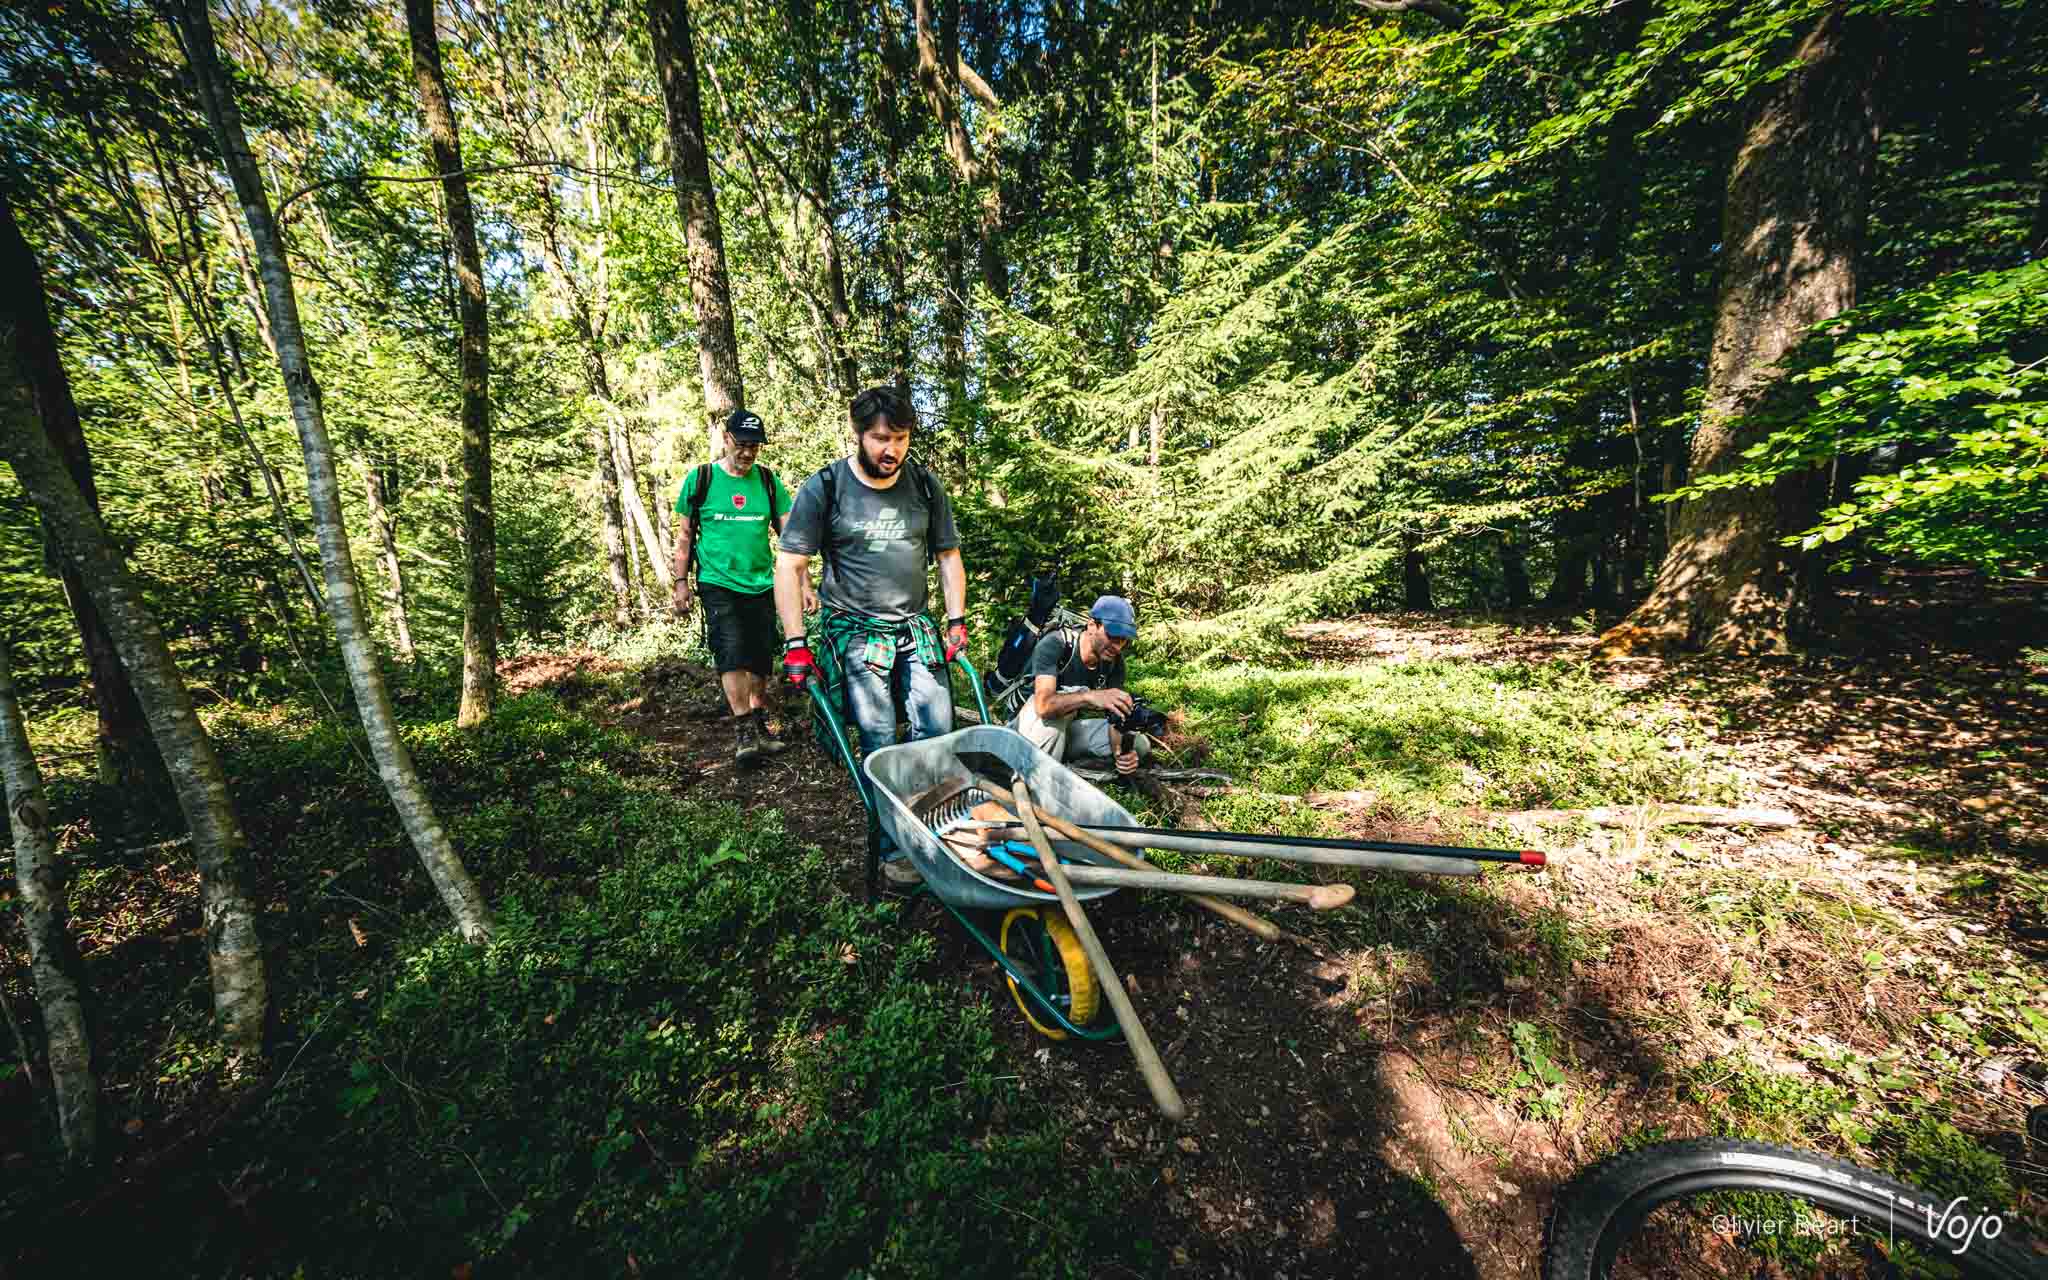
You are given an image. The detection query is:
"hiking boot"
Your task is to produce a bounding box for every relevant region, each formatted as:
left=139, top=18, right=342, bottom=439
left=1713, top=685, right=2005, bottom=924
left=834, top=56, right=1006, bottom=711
left=733, top=715, right=765, bottom=765
left=753, top=708, right=791, bottom=756
left=881, top=856, right=924, bottom=886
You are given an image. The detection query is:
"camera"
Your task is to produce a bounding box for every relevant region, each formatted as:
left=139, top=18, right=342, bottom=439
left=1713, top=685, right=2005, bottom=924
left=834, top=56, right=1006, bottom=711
left=1106, top=695, right=1169, bottom=739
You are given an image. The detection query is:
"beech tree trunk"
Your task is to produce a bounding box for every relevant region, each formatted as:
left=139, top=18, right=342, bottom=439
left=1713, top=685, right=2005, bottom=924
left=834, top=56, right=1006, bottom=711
left=363, top=456, right=414, bottom=660
left=177, top=0, right=493, bottom=942
left=1, top=375, right=268, bottom=1056
left=611, top=414, right=673, bottom=592
left=1604, top=6, right=1879, bottom=653
left=0, top=193, right=160, bottom=792
left=404, top=0, right=498, bottom=725
left=648, top=0, right=746, bottom=457
left=0, top=639, right=98, bottom=1163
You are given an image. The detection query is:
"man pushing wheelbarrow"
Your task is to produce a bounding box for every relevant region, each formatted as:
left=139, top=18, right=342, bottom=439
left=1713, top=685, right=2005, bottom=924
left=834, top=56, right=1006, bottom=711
left=773, top=386, right=971, bottom=885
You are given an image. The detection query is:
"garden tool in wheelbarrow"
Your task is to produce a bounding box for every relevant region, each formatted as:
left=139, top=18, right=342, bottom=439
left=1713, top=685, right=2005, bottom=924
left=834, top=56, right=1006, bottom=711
left=911, top=776, right=1356, bottom=909
left=954, top=750, right=1547, bottom=876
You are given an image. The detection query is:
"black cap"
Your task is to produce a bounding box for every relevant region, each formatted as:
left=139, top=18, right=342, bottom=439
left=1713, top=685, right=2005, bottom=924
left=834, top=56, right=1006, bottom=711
left=724, top=409, right=767, bottom=443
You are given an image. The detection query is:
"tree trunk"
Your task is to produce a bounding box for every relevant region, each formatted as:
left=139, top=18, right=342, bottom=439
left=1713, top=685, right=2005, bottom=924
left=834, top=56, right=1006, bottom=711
left=874, top=3, right=914, bottom=393
left=363, top=456, right=414, bottom=660
left=611, top=414, right=672, bottom=592
left=404, top=0, right=497, bottom=725
left=0, top=639, right=98, bottom=1163
left=588, top=435, right=633, bottom=624
left=1603, top=6, right=1879, bottom=654
left=648, top=0, right=746, bottom=457
left=913, top=0, right=1007, bottom=299
left=0, top=193, right=160, bottom=792
left=177, top=0, right=493, bottom=942
left=1544, top=538, right=1589, bottom=607
left=1402, top=534, right=1434, bottom=610
left=2, top=376, right=268, bottom=1056
left=527, top=168, right=633, bottom=626
left=1502, top=537, right=1530, bottom=608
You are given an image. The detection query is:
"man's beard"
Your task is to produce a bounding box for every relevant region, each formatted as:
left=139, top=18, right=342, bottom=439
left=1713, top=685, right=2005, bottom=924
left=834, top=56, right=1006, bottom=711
left=854, top=442, right=902, bottom=479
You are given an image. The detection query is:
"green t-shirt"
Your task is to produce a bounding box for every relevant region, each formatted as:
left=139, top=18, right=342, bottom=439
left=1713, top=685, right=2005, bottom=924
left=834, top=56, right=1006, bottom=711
left=674, top=462, right=793, bottom=594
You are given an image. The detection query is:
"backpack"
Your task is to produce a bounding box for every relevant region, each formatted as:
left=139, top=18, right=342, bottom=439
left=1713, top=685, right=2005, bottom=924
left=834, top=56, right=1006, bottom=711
left=813, top=456, right=940, bottom=578
left=682, top=461, right=781, bottom=583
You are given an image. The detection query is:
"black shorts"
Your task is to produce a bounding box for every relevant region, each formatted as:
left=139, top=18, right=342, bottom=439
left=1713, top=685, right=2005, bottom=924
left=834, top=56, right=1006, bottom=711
left=700, top=583, right=777, bottom=676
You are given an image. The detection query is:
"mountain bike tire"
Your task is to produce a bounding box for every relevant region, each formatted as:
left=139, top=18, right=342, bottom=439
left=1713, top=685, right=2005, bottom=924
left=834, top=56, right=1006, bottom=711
left=1543, top=1138, right=2044, bottom=1279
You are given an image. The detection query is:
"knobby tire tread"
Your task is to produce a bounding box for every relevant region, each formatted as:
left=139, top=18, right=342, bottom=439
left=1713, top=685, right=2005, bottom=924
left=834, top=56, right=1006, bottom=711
left=1542, top=1138, right=2043, bottom=1280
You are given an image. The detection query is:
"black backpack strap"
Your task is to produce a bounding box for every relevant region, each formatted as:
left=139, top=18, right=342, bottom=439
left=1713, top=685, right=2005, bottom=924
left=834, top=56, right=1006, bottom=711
left=760, top=464, right=782, bottom=535
left=682, top=462, right=713, bottom=581
left=911, top=460, right=938, bottom=565
left=816, top=461, right=840, bottom=578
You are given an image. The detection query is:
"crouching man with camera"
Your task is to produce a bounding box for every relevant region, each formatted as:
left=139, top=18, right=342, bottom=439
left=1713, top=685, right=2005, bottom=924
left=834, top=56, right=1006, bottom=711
left=1010, top=595, right=1159, bottom=775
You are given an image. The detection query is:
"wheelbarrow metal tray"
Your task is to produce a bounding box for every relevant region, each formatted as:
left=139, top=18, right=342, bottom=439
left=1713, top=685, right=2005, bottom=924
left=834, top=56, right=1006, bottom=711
left=864, top=725, right=1131, bottom=912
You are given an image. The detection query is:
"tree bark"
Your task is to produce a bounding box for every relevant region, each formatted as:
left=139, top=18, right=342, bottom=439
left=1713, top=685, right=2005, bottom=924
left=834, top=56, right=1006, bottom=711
left=913, top=0, right=1007, bottom=299
left=0, top=193, right=160, bottom=792
left=610, top=414, right=672, bottom=592
left=1402, top=534, right=1434, bottom=610
left=2, top=373, right=268, bottom=1056
left=0, top=639, right=98, bottom=1163
left=1603, top=7, right=1879, bottom=654
left=176, top=0, right=493, bottom=942
left=403, top=0, right=497, bottom=725
left=363, top=456, right=414, bottom=660
left=873, top=3, right=914, bottom=393
left=648, top=0, right=746, bottom=458
left=1502, top=537, right=1530, bottom=608
left=1544, top=538, right=1589, bottom=607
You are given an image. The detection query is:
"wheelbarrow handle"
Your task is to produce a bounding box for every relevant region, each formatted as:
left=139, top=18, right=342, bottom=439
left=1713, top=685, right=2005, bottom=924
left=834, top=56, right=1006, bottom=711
left=1014, top=779, right=1187, bottom=1124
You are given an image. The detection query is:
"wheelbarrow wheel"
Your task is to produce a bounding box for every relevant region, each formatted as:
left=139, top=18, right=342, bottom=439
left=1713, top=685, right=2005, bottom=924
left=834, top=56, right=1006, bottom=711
left=999, top=907, right=1099, bottom=1040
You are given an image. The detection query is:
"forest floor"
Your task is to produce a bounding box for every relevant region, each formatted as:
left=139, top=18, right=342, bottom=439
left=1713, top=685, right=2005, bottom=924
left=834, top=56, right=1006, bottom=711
left=500, top=570, right=2048, bottom=1278
left=5, top=572, right=2046, bottom=1278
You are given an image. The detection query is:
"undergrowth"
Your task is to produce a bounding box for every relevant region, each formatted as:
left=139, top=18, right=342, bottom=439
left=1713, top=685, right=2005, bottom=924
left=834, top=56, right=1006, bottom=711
left=6, top=687, right=1139, bottom=1279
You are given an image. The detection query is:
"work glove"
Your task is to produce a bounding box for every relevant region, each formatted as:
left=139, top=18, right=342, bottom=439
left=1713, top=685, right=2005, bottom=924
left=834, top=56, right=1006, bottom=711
left=782, top=637, right=818, bottom=687
left=943, top=617, right=969, bottom=662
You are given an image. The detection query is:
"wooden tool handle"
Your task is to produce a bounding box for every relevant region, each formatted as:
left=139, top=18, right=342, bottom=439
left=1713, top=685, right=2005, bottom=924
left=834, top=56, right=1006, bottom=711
left=1059, top=864, right=1354, bottom=909
left=972, top=777, right=1308, bottom=948
left=1013, top=780, right=1187, bottom=1124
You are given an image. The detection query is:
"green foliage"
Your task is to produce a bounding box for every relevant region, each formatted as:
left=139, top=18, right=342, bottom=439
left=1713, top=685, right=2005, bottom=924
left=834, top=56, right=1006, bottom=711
left=1677, top=260, right=2048, bottom=575
left=1135, top=656, right=1728, bottom=813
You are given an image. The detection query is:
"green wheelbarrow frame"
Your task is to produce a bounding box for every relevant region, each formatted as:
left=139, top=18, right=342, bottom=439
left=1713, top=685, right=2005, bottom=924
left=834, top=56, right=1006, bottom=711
left=800, top=642, right=1122, bottom=1043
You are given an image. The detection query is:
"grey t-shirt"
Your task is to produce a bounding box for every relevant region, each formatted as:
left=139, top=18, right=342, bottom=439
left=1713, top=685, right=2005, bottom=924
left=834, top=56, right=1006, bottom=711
left=1030, top=630, right=1124, bottom=696
left=778, top=459, right=961, bottom=621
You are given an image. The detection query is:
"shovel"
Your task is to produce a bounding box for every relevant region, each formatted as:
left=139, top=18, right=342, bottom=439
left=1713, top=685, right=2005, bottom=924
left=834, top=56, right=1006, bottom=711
left=1015, top=778, right=1186, bottom=1123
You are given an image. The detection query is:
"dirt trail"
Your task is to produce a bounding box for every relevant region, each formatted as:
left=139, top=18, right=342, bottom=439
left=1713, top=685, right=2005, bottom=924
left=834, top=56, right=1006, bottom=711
left=519, top=575, right=2048, bottom=1278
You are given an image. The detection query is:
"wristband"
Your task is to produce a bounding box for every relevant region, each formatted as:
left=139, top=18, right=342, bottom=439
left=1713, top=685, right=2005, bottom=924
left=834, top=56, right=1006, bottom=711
left=946, top=616, right=966, bottom=627
left=783, top=635, right=807, bottom=651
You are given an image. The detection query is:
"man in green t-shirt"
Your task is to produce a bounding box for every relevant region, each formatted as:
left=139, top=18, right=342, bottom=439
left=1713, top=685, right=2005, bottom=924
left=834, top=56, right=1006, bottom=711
left=672, top=409, right=814, bottom=763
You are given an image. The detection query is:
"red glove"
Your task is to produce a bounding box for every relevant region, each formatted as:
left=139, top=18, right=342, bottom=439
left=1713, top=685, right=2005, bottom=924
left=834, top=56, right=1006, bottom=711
left=943, top=618, right=969, bottom=661
left=782, top=638, right=818, bottom=686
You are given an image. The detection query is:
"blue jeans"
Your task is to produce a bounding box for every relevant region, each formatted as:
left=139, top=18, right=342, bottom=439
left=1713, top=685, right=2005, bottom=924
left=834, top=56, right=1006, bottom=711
left=838, top=631, right=954, bottom=759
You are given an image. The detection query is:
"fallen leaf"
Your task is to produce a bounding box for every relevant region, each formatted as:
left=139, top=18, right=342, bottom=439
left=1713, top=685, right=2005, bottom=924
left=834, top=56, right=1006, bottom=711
left=124, top=1118, right=143, bottom=1135
left=1178, top=1136, right=1200, bottom=1154
left=348, top=918, right=369, bottom=948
